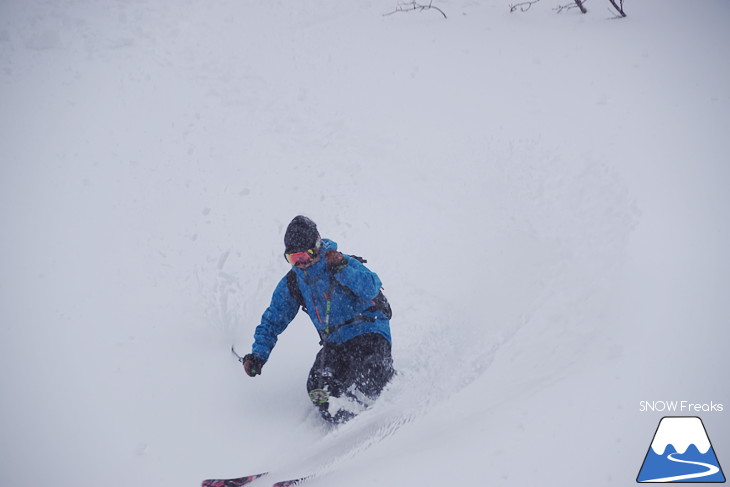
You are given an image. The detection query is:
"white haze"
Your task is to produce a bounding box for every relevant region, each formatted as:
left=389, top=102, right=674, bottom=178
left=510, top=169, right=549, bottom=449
left=1, top=1, right=729, bottom=486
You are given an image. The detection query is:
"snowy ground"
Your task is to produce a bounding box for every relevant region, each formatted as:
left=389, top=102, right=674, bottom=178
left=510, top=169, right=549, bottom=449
left=1, top=0, right=729, bottom=486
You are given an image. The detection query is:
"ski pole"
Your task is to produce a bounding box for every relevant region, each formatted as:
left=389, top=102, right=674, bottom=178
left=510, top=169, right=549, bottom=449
left=231, top=345, right=245, bottom=364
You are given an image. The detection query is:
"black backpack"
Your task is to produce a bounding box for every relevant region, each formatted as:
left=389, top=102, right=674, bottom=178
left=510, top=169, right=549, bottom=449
left=286, top=254, right=392, bottom=340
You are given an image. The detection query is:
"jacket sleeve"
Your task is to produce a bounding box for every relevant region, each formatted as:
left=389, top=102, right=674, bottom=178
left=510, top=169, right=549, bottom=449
left=332, top=256, right=383, bottom=300
left=251, top=275, right=300, bottom=361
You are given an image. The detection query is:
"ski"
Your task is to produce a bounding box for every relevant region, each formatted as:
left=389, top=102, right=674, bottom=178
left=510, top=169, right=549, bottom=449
left=272, top=475, right=314, bottom=487
left=201, top=472, right=268, bottom=487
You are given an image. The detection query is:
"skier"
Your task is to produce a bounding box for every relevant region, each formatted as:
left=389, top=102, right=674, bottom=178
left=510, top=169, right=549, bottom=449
left=241, top=216, right=394, bottom=423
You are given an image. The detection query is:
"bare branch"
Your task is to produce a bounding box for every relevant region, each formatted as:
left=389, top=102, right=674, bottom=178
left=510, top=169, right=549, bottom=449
left=384, top=1, right=448, bottom=19
left=607, top=0, right=627, bottom=17
left=511, top=0, right=625, bottom=18
left=554, top=0, right=588, bottom=13
left=510, top=0, right=541, bottom=12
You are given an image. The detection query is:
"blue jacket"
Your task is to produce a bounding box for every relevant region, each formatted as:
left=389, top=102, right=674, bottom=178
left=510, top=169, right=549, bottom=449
left=251, top=239, right=391, bottom=362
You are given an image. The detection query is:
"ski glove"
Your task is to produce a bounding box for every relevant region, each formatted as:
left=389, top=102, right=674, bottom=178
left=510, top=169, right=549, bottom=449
left=324, top=250, right=347, bottom=271
left=242, top=354, right=265, bottom=377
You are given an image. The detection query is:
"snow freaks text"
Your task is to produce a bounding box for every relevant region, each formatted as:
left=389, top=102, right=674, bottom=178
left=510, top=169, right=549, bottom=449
left=639, top=401, right=724, bottom=413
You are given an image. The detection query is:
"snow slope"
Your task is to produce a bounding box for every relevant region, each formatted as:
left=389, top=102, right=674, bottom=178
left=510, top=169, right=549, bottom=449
left=1, top=1, right=728, bottom=486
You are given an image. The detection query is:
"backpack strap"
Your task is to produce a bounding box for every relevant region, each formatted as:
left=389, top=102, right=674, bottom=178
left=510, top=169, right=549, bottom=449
left=286, top=269, right=307, bottom=312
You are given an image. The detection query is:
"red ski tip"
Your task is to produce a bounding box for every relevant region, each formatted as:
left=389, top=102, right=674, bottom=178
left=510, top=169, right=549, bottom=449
left=201, top=472, right=268, bottom=487
left=272, top=475, right=314, bottom=487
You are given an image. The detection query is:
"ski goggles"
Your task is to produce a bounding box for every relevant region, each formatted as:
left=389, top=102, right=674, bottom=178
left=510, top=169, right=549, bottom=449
left=285, top=248, right=317, bottom=266
left=285, top=241, right=323, bottom=266
left=284, top=239, right=322, bottom=266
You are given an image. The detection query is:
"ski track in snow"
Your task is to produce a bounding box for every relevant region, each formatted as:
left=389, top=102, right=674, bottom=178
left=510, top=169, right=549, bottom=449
left=244, top=340, right=506, bottom=483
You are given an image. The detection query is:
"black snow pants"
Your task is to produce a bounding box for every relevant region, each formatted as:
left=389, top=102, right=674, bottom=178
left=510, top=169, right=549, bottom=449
left=306, top=333, right=394, bottom=423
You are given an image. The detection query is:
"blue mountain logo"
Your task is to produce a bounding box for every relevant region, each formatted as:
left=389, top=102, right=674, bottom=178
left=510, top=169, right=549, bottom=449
left=637, top=416, right=725, bottom=483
